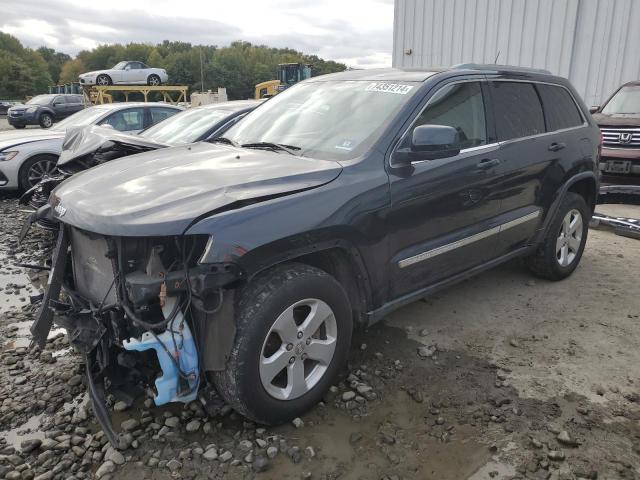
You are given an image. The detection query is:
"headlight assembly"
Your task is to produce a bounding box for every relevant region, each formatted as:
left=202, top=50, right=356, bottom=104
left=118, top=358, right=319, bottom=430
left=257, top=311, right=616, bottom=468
left=26, top=106, right=38, bottom=113
left=0, top=151, right=18, bottom=161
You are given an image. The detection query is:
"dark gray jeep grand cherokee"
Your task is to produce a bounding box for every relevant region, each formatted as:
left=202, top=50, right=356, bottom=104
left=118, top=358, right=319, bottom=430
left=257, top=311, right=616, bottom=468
left=32, top=65, right=600, bottom=446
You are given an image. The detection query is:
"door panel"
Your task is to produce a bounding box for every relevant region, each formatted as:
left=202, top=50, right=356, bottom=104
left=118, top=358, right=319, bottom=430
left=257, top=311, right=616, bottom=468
left=387, top=80, right=504, bottom=299
left=486, top=80, right=585, bottom=255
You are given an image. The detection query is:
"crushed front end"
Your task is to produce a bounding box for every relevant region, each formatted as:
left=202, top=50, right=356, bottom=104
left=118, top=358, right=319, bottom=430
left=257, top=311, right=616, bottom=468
left=31, top=225, right=241, bottom=447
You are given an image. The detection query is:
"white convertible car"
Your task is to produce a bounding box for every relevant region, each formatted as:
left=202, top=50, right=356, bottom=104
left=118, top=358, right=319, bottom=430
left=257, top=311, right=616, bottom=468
left=78, top=61, right=169, bottom=86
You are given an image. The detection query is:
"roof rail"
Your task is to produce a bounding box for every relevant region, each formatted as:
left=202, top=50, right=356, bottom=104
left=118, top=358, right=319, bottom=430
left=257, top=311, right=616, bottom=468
left=452, top=63, right=552, bottom=75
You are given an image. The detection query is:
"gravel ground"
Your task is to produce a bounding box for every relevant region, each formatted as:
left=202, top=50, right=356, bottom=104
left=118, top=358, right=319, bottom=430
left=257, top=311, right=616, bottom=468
left=0, top=193, right=638, bottom=480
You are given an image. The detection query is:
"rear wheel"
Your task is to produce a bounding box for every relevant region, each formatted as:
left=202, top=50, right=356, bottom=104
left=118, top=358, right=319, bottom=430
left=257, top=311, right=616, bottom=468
left=525, top=192, right=590, bottom=280
left=39, top=113, right=53, bottom=129
left=96, top=74, right=112, bottom=86
left=147, top=74, right=161, bottom=86
left=212, top=263, right=352, bottom=424
left=19, top=155, right=58, bottom=192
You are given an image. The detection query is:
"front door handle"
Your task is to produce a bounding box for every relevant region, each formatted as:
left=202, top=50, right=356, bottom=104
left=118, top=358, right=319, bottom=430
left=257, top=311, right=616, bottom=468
left=476, top=158, right=501, bottom=169
left=548, top=142, right=566, bottom=152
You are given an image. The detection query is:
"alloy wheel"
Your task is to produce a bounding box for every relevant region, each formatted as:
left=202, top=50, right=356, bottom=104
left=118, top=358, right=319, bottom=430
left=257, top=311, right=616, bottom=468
left=149, top=76, right=160, bottom=86
left=556, top=209, right=583, bottom=267
left=259, top=298, right=337, bottom=400
left=97, top=76, right=109, bottom=86
left=28, top=159, right=57, bottom=187
left=41, top=115, right=52, bottom=128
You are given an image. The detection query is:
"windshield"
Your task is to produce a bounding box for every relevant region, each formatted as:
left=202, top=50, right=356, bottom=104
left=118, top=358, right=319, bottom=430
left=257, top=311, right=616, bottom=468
left=51, top=106, right=110, bottom=131
left=113, top=62, right=127, bottom=70
left=225, top=80, right=420, bottom=160
left=140, top=107, right=235, bottom=145
left=27, top=95, right=55, bottom=106
left=602, top=86, right=640, bottom=114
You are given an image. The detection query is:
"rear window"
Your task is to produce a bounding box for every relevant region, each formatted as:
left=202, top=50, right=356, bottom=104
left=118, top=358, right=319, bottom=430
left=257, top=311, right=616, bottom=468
left=490, top=82, right=545, bottom=141
left=537, top=84, right=583, bottom=131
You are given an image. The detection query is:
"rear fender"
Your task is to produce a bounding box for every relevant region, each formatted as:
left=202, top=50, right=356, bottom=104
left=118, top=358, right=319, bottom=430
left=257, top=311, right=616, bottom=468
left=533, top=171, right=598, bottom=244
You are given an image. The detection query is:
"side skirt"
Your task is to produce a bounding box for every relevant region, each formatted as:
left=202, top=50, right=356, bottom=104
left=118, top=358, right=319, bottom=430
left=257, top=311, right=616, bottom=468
left=366, top=245, right=535, bottom=326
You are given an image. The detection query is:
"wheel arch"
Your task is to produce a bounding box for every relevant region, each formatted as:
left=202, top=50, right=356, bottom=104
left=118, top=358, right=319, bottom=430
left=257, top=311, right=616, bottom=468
left=535, top=171, right=598, bottom=244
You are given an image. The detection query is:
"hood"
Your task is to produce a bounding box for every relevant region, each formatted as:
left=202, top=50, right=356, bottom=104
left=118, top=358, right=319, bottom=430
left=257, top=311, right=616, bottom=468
left=52, top=142, right=342, bottom=236
left=592, top=112, right=640, bottom=127
left=58, top=125, right=167, bottom=166
left=79, top=71, right=100, bottom=77
left=0, top=129, right=64, bottom=150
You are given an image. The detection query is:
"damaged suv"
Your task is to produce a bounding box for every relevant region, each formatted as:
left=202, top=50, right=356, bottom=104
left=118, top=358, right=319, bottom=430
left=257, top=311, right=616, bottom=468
left=32, top=65, right=600, bottom=446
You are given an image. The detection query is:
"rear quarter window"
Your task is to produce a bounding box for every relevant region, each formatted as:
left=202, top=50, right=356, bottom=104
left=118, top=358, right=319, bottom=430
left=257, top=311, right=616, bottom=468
left=536, top=84, right=584, bottom=131
left=490, top=82, right=545, bottom=141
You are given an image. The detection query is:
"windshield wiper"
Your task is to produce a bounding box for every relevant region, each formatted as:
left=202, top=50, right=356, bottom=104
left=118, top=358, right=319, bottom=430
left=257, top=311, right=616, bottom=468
left=241, top=142, right=301, bottom=155
left=210, top=137, right=240, bottom=147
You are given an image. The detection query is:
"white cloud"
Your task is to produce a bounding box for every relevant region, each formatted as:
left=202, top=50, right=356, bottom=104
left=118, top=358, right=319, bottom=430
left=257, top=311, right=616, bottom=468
left=1, top=0, right=394, bottom=68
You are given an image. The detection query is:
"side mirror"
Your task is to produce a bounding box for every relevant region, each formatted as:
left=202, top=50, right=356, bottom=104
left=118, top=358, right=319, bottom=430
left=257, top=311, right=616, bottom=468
left=589, top=105, right=600, bottom=114
left=392, top=124, right=461, bottom=166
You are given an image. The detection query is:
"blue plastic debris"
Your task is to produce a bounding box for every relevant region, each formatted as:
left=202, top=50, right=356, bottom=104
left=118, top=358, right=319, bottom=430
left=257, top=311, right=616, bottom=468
left=123, top=311, right=199, bottom=406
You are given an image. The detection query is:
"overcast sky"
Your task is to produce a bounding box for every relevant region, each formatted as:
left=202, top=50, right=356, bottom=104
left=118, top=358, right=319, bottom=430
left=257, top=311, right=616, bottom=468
left=2, top=0, right=394, bottom=68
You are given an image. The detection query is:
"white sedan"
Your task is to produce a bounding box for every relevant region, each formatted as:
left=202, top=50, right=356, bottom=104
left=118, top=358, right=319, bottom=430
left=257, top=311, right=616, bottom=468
left=0, top=102, right=181, bottom=191
left=79, top=61, right=169, bottom=86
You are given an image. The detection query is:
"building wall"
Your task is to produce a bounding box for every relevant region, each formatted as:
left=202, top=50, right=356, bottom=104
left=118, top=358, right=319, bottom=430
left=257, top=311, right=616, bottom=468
left=392, top=0, right=640, bottom=105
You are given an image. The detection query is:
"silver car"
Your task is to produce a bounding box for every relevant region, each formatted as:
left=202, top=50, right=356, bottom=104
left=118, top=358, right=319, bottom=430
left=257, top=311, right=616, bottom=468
left=79, top=61, right=169, bottom=86
left=0, top=102, right=181, bottom=191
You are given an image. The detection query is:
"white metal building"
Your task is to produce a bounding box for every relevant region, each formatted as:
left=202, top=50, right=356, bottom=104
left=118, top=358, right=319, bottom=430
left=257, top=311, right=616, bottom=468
left=392, top=0, right=640, bottom=105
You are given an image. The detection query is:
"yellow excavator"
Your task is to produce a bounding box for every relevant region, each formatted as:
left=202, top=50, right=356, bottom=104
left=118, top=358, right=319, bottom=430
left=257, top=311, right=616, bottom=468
left=254, top=63, right=312, bottom=99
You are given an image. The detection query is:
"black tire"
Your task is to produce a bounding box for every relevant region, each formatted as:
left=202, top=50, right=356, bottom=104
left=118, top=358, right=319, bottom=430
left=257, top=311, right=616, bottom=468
left=525, top=192, right=590, bottom=280
left=13, top=125, right=26, bottom=129
left=147, top=74, right=161, bottom=86
left=212, top=263, right=352, bottom=424
left=96, top=74, right=112, bottom=86
left=18, top=155, right=58, bottom=192
left=39, top=113, right=53, bottom=129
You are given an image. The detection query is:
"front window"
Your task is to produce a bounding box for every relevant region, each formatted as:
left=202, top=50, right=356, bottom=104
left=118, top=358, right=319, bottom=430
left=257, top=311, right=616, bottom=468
left=408, top=82, right=487, bottom=150
left=602, top=85, right=640, bottom=115
left=225, top=80, right=420, bottom=161
left=113, top=61, right=127, bottom=70
left=99, top=108, right=145, bottom=131
left=141, top=107, right=236, bottom=145
left=51, top=106, right=112, bottom=131
left=27, top=95, right=55, bottom=106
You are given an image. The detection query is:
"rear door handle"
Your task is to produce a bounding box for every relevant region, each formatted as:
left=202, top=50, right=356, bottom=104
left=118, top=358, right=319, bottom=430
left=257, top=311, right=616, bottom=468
left=476, top=158, right=501, bottom=169
left=548, top=142, right=566, bottom=152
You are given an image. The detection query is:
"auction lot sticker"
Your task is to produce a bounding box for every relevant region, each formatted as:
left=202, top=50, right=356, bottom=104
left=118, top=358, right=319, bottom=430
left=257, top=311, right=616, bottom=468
left=365, top=82, right=414, bottom=94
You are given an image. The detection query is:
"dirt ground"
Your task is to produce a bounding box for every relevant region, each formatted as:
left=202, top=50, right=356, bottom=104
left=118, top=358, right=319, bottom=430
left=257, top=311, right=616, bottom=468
left=0, top=195, right=638, bottom=480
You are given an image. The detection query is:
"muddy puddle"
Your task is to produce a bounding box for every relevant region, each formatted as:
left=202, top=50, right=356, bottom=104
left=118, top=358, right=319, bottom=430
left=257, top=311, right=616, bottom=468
left=0, top=394, right=88, bottom=450
left=265, top=392, right=495, bottom=479
left=2, top=319, right=66, bottom=353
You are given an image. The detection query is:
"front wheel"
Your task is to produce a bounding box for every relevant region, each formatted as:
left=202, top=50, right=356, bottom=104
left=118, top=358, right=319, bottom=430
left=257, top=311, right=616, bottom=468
left=212, top=263, right=352, bottom=424
left=525, top=192, right=590, bottom=280
left=18, top=155, right=58, bottom=191
left=96, top=74, right=111, bottom=86
left=39, top=113, right=53, bottom=129
left=147, top=74, right=161, bottom=86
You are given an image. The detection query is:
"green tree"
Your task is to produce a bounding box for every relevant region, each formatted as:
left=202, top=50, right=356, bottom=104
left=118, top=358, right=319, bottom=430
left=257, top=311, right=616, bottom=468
left=37, top=46, right=71, bottom=83
left=0, top=33, right=347, bottom=100
left=59, top=58, right=87, bottom=84
left=0, top=51, right=32, bottom=98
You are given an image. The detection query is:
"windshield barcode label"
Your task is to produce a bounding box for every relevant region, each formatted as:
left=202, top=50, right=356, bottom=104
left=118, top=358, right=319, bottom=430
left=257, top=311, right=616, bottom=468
left=365, top=83, right=414, bottom=95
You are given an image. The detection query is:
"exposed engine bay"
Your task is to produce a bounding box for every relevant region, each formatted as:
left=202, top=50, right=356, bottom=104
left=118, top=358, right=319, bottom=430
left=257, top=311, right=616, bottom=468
left=31, top=226, right=240, bottom=447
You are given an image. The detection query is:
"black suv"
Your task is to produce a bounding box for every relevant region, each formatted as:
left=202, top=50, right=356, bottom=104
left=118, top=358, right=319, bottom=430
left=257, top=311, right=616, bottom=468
left=32, top=65, right=599, bottom=446
left=8, top=94, right=84, bottom=129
